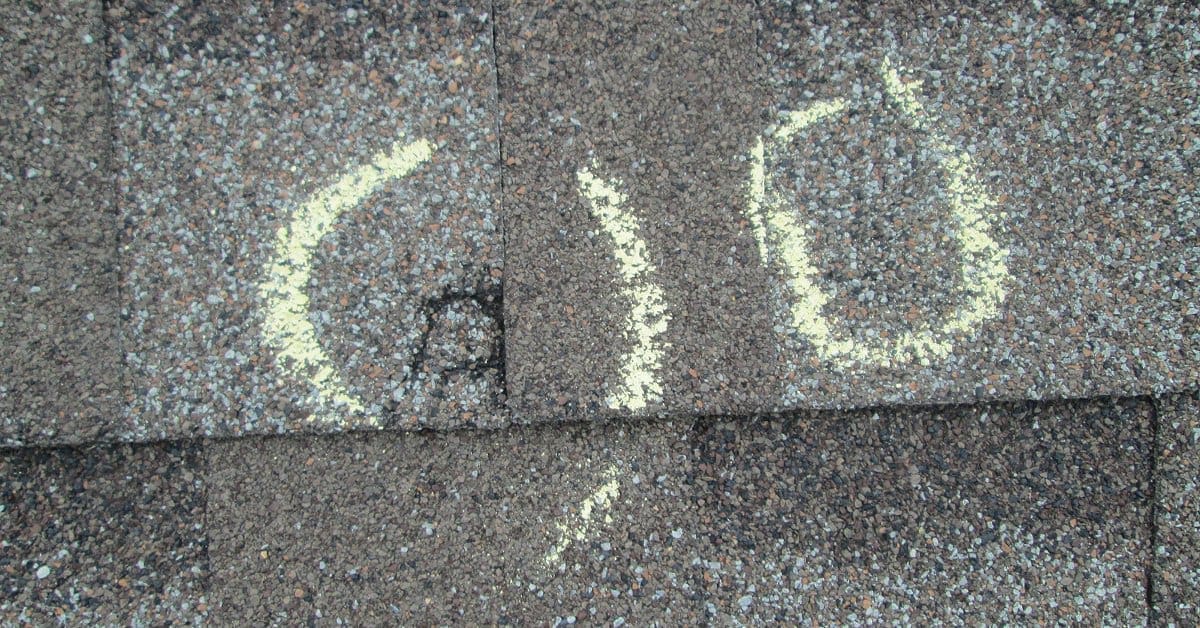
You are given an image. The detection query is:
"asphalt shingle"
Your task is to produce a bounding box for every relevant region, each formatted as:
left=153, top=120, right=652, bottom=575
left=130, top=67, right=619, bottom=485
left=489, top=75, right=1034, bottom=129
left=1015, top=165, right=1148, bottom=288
left=499, top=1, right=778, bottom=420
left=0, top=441, right=207, bottom=624
left=0, top=0, right=124, bottom=446
left=752, top=0, right=1198, bottom=411
left=501, top=0, right=1199, bottom=422
left=687, top=397, right=1152, bottom=623
left=108, top=0, right=503, bottom=442
left=203, top=397, right=1152, bottom=623
left=204, top=419, right=698, bottom=623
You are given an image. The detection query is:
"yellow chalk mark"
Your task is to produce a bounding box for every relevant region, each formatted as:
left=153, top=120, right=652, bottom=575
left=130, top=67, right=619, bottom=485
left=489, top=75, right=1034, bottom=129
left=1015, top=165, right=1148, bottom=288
left=260, top=138, right=434, bottom=427
left=746, top=57, right=1010, bottom=368
left=779, top=98, right=849, bottom=142
left=747, top=138, right=768, bottom=252
left=748, top=99, right=849, bottom=263
left=880, top=56, right=927, bottom=125
left=544, top=464, right=621, bottom=567
left=578, top=165, right=669, bottom=412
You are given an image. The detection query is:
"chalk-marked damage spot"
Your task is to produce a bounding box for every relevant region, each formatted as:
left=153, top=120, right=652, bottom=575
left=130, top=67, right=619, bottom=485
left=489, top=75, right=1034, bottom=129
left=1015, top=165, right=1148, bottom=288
left=545, top=463, right=621, bottom=567
left=746, top=57, right=1010, bottom=367
left=577, top=165, right=669, bottom=412
left=259, top=138, right=434, bottom=428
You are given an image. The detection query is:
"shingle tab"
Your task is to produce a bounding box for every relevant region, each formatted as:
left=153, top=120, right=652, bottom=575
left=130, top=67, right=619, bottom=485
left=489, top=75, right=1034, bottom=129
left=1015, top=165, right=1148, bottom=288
left=501, top=1, right=1199, bottom=421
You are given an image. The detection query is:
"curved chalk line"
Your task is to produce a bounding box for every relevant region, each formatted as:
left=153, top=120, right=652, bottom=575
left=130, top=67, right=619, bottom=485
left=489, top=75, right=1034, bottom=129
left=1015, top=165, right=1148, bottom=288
left=259, top=138, right=434, bottom=428
left=746, top=57, right=1011, bottom=367
left=577, top=163, right=670, bottom=412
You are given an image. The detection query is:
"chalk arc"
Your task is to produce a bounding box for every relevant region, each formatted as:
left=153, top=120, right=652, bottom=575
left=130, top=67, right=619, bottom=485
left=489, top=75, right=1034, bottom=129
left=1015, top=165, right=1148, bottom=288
left=259, top=138, right=434, bottom=428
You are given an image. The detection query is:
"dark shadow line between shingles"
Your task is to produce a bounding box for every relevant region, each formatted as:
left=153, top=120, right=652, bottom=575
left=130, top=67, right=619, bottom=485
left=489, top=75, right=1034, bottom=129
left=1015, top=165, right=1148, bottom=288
left=489, top=0, right=510, bottom=407
left=197, top=437, right=213, bottom=618
left=1146, top=394, right=1161, bottom=625
left=98, top=0, right=134, bottom=440
left=7, top=389, right=1184, bottom=451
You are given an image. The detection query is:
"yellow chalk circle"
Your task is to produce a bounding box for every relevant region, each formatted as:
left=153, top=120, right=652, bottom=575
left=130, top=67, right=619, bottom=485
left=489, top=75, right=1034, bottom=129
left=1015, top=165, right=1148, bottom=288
left=746, top=57, right=1010, bottom=367
left=259, top=138, right=434, bottom=428
left=578, top=164, right=670, bottom=412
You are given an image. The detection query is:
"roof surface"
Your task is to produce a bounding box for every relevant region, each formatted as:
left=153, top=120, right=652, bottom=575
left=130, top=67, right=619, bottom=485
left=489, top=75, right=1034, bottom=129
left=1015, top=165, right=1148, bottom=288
left=1, top=0, right=1196, bottom=623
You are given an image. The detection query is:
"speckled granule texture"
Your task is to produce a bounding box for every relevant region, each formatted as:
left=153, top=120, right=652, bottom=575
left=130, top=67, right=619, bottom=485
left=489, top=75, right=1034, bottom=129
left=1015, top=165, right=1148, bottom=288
left=0, top=0, right=125, bottom=446
left=501, top=0, right=1199, bottom=422
left=755, top=1, right=1199, bottom=411
left=499, top=1, right=780, bottom=421
left=202, top=397, right=1152, bottom=623
left=204, top=420, right=700, bottom=624
left=0, top=442, right=207, bottom=624
left=686, top=398, right=1153, bottom=624
left=108, top=0, right=503, bottom=441
left=1152, top=391, right=1200, bottom=623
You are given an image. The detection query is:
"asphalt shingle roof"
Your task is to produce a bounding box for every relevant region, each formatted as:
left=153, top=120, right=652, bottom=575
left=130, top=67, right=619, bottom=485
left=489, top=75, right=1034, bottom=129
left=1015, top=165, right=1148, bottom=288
left=1, top=0, right=1196, bottom=623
